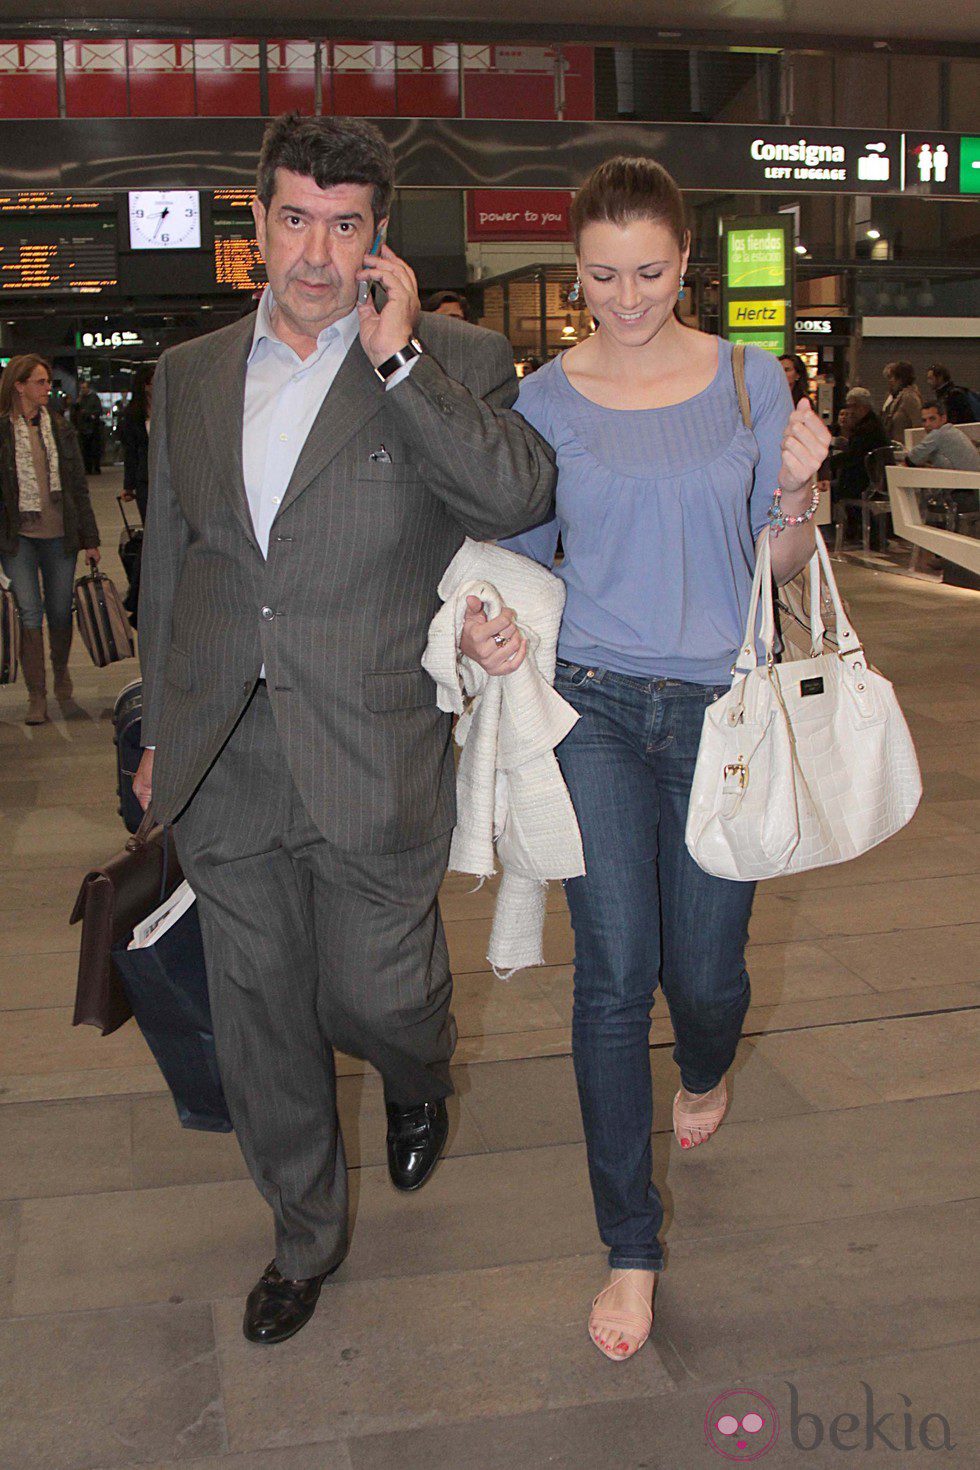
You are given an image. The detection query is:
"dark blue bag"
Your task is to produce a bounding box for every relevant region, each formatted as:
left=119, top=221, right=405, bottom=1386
left=113, top=678, right=144, bottom=834
left=112, top=899, right=233, bottom=1133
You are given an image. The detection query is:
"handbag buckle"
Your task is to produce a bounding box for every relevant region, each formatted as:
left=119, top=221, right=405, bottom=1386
left=723, top=761, right=748, bottom=790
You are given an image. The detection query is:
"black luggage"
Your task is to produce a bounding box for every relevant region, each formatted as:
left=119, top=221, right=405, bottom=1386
left=117, top=495, right=143, bottom=628
left=113, top=678, right=145, bottom=833
left=112, top=896, right=233, bottom=1133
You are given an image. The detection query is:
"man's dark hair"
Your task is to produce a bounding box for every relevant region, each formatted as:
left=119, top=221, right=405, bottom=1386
left=256, top=113, right=394, bottom=224
left=423, top=289, right=471, bottom=321
left=921, top=400, right=945, bottom=414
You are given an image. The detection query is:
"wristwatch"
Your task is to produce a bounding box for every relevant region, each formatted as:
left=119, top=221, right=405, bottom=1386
left=374, top=337, right=424, bottom=383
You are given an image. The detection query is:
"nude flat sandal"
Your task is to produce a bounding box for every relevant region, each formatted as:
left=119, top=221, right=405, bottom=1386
left=672, top=1077, right=728, bottom=1149
left=588, top=1274, right=656, bottom=1362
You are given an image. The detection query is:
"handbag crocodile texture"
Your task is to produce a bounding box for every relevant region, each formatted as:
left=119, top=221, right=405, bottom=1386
left=685, top=529, right=921, bottom=881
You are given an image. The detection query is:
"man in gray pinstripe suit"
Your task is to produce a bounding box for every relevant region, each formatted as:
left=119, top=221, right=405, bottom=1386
left=133, top=114, right=555, bottom=1344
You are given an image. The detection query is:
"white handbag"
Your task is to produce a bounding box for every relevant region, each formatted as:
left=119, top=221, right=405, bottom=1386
left=685, top=529, right=921, bottom=881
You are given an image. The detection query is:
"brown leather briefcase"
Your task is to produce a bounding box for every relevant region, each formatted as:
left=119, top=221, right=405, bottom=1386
left=70, top=809, right=184, bottom=1036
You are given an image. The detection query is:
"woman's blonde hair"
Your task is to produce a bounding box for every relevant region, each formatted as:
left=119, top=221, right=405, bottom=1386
left=0, top=354, right=53, bottom=417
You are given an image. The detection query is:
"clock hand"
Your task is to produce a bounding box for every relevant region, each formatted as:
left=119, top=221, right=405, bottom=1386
left=151, top=206, right=170, bottom=240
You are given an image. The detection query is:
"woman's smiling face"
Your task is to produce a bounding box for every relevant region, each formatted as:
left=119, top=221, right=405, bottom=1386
left=576, top=216, right=689, bottom=349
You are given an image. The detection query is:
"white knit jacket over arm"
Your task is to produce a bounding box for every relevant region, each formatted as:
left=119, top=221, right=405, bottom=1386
left=422, top=539, right=585, bottom=975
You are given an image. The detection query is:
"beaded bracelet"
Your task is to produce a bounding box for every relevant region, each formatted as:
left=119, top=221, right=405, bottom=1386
left=767, top=481, right=821, bottom=535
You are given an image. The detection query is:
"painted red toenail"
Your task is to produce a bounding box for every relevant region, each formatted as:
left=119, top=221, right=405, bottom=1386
left=681, top=1138, right=691, bottom=1148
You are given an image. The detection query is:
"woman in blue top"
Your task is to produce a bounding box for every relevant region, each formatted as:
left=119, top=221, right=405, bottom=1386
left=461, top=158, right=830, bottom=1362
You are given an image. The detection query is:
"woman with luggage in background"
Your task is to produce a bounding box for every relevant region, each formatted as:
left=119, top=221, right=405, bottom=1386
left=0, top=355, right=101, bottom=724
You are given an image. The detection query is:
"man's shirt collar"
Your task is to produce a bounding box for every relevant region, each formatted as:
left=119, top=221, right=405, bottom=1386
left=248, top=286, right=359, bottom=364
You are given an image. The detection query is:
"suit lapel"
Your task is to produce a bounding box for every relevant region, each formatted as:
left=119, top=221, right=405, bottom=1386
left=276, top=338, right=386, bottom=519
left=202, top=315, right=260, bottom=552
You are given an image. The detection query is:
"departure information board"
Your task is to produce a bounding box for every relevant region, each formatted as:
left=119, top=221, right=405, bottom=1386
left=0, top=218, right=117, bottom=293
left=212, top=188, right=255, bottom=210
left=0, top=191, right=113, bottom=215
left=214, top=221, right=265, bottom=291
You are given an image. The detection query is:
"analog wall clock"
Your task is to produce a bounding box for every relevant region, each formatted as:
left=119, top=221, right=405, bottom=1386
left=128, top=190, right=202, bottom=250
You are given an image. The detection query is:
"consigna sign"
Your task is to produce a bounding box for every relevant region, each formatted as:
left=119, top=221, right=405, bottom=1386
left=745, top=134, right=900, bottom=189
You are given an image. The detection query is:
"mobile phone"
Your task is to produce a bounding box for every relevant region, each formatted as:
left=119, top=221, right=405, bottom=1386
left=358, top=227, right=386, bottom=306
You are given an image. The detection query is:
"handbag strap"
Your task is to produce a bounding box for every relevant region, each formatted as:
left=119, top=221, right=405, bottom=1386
left=732, top=344, right=752, bottom=430
left=808, top=528, right=863, bottom=663
left=732, top=343, right=827, bottom=661
left=737, top=528, right=866, bottom=678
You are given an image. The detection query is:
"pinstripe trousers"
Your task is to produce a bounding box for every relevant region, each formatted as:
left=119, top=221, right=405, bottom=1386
left=174, top=685, right=456, bottom=1278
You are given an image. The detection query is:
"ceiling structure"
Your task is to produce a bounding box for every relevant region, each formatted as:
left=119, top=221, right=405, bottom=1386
left=1, top=1, right=979, bottom=49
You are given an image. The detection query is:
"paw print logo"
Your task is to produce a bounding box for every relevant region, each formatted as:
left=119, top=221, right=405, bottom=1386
left=705, top=1389, right=780, bottom=1461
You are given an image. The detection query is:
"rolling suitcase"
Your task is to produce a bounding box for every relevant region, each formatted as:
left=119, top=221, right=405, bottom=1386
left=0, top=572, right=20, bottom=685
left=117, top=496, right=143, bottom=628
left=113, top=678, right=145, bottom=833
left=74, top=560, right=135, bottom=668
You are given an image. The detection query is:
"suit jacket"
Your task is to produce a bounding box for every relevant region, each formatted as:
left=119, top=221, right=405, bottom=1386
left=140, top=309, right=556, bottom=853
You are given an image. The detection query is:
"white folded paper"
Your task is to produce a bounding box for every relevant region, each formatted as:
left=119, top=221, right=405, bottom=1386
left=128, top=880, right=197, bottom=950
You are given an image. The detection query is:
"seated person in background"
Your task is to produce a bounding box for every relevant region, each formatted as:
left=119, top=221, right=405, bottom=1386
left=908, top=401, right=980, bottom=473
left=831, top=388, right=890, bottom=502
left=909, top=402, right=980, bottom=527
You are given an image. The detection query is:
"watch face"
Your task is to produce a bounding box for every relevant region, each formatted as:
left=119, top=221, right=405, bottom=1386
left=128, top=190, right=201, bottom=251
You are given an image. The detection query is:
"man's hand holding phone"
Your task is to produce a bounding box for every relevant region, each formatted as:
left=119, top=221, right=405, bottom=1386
left=356, top=236, right=421, bottom=371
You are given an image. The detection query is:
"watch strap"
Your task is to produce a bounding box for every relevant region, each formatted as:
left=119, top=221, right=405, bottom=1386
left=375, top=337, right=423, bottom=383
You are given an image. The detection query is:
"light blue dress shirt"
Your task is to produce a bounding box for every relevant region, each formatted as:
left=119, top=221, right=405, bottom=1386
left=243, top=286, right=416, bottom=558
left=244, top=289, right=359, bottom=558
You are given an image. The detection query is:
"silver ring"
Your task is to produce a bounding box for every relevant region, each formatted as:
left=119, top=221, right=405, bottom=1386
left=492, top=632, right=507, bottom=647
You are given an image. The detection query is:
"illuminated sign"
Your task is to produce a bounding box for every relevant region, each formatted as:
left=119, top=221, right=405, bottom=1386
left=213, top=226, right=265, bottom=291
left=745, top=133, right=900, bottom=191
left=0, top=191, right=113, bottom=214
left=961, top=136, right=980, bottom=195
left=0, top=220, right=117, bottom=294
left=728, top=299, right=786, bottom=328
left=795, top=318, right=833, bottom=335
left=720, top=215, right=793, bottom=356
left=212, top=188, right=255, bottom=209
left=725, top=228, right=786, bottom=290
left=730, top=329, right=786, bottom=356
left=76, top=329, right=143, bottom=349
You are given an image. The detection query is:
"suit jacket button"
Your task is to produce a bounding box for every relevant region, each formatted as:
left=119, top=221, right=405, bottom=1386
left=261, top=606, right=275, bottom=620
left=242, top=679, right=252, bottom=694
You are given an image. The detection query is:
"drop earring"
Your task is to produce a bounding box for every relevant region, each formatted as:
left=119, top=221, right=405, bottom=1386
left=567, top=277, right=582, bottom=305
left=677, top=274, right=686, bottom=300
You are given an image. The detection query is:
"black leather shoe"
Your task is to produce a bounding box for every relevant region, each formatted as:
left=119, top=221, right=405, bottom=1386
left=243, top=1260, right=337, bottom=1345
left=386, top=1097, right=449, bottom=1192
